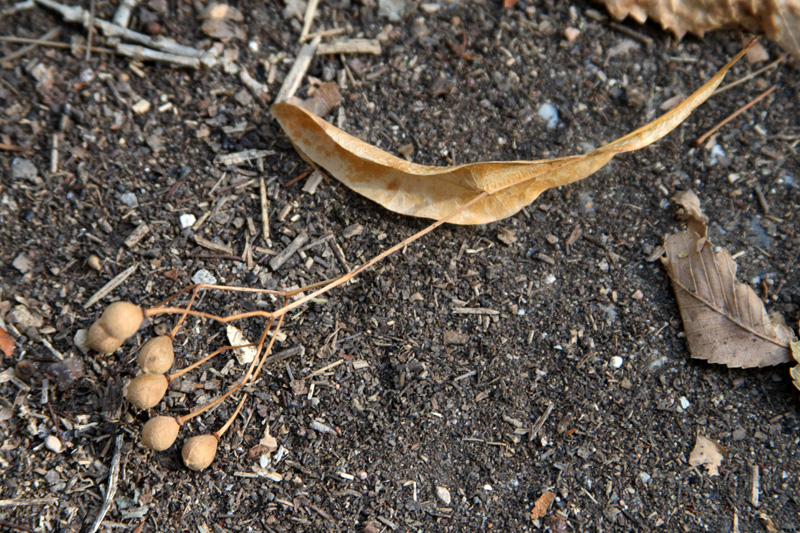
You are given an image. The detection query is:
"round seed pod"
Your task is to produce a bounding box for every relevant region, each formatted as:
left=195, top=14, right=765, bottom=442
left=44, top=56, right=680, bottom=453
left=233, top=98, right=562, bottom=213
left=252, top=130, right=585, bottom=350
left=138, top=335, right=175, bottom=374
left=87, top=322, right=123, bottom=354
left=100, top=301, right=144, bottom=340
left=182, top=434, right=219, bottom=471
left=126, top=374, right=169, bottom=409
left=141, top=416, right=180, bottom=451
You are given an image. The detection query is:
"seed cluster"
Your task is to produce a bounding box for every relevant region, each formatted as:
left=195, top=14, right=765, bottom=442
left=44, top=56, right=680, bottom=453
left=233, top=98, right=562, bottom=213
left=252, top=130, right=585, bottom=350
left=87, top=293, right=278, bottom=471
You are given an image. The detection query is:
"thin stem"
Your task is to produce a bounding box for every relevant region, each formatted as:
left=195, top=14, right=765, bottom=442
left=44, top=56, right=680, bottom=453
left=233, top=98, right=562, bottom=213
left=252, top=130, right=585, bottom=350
left=166, top=343, right=258, bottom=380
left=249, top=306, right=287, bottom=383
left=145, top=307, right=275, bottom=324
left=269, top=191, right=491, bottom=319
left=213, top=393, right=249, bottom=439
left=241, top=316, right=276, bottom=383
left=177, top=377, right=245, bottom=424
left=169, top=284, right=202, bottom=338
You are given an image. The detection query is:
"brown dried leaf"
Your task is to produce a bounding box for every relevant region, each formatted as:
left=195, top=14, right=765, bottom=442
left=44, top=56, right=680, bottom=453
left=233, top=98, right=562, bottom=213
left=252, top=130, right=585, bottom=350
left=791, top=341, right=800, bottom=392
left=662, top=191, right=794, bottom=368
left=596, top=0, right=800, bottom=60
left=530, top=490, right=555, bottom=520
left=0, top=325, right=14, bottom=357
left=272, top=44, right=751, bottom=225
left=689, top=434, right=725, bottom=476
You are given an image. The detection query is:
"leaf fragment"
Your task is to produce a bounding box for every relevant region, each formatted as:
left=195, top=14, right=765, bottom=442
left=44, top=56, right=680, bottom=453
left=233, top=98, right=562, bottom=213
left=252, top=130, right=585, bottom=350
left=0, top=325, right=14, bottom=357
left=596, top=0, right=800, bottom=61
left=662, top=191, right=794, bottom=368
left=530, top=490, right=555, bottom=520
left=272, top=43, right=753, bottom=225
left=689, top=434, right=725, bottom=476
left=225, top=325, right=257, bottom=365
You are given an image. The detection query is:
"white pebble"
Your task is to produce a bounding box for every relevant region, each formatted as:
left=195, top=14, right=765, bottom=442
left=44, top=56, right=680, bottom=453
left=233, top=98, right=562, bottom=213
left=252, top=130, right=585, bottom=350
left=639, top=472, right=651, bottom=484
left=436, top=486, right=451, bottom=505
left=679, top=396, right=690, bottom=409
left=132, top=99, right=151, bottom=114
left=610, top=356, right=623, bottom=369
left=44, top=434, right=63, bottom=453
left=192, top=269, right=217, bottom=285
left=120, top=192, right=138, bottom=208
left=179, top=214, right=197, bottom=229
left=537, top=103, right=559, bottom=129
left=709, top=144, right=726, bottom=165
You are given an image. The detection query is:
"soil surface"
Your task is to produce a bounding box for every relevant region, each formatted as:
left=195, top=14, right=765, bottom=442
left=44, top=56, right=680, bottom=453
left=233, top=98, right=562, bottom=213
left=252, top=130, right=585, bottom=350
left=1, top=1, right=799, bottom=531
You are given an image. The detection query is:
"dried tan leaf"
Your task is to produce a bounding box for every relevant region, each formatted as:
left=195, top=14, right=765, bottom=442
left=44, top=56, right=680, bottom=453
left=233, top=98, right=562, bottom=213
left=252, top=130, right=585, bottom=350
left=662, top=191, right=794, bottom=368
left=791, top=340, right=800, bottom=392
left=272, top=44, right=752, bottom=225
left=596, top=0, right=800, bottom=60
left=0, top=325, right=14, bottom=357
left=530, top=490, right=555, bottom=520
left=689, top=434, right=725, bottom=476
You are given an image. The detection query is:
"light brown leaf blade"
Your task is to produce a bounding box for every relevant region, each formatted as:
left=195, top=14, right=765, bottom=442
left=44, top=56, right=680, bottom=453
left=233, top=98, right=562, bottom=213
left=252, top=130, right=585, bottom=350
left=689, top=435, right=725, bottom=476
left=271, top=42, right=752, bottom=225
left=530, top=490, right=555, bottom=520
left=662, top=191, right=794, bottom=368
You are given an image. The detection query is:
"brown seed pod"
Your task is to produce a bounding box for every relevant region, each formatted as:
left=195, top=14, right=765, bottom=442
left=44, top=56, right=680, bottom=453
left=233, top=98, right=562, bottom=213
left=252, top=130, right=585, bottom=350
left=126, top=374, right=169, bottom=409
left=87, top=322, right=123, bottom=353
left=181, top=434, right=219, bottom=471
left=138, top=335, right=175, bottom=374
left=100, top=301, right=144, bottom=340
left=141, top=416, right=180, bottom=451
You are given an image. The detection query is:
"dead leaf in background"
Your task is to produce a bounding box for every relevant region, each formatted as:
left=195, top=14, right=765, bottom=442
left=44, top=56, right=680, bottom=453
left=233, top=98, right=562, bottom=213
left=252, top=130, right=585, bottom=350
left=689, top=435, right=725, bottom=476
left=0, top=325, right=14, bottom=357
left=596, top=0, right=800, bottom=61
left=272, top=44, right=752, bottom=225
left=530, top=490, right=555, bottom=520
left=791, top=340, right=800, bottom=392
left=662, top=191, right=794, bottom=368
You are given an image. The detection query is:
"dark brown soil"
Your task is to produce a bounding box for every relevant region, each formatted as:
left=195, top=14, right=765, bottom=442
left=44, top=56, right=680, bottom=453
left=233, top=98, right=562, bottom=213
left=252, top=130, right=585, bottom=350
left=1, top=1, right=799, bottom=531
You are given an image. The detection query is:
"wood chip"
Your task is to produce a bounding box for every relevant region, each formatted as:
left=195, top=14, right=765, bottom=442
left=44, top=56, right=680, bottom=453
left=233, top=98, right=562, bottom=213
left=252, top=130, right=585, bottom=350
left=259, top=177, right=270, bottom=240
left=270, top=233, right=309, bottom=270
left=83, top=264, right=138, bottom=308
left=194, top=234, right=234, bottom=255
left=124, top=223, right=149, bottom=248
left=302, top=170, right=324, bottom=194
left=317, top=38, right=382, bottom=55
left=275, top=36, right=321, bottom=103
left=452, top=307, right=499, bottom=315
left=214, top=149, right=273, bottom=166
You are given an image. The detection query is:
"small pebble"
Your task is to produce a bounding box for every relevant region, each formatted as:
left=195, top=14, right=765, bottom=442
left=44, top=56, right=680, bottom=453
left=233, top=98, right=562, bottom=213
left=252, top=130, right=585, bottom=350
left=13, top=254, right=33, bottom=273
left=638, top=472, right=651, bottom=484
left=436, top=486, right=452, bottom=505
left=564, top=27, right=580, bottom=41
left=11, top=157, right=38, bottom=182
left=192, top=269, right=217, bottom=285
left=631, top=289, right=643, bottom=301
left=73, top=329, right=89, bottom=354
left=679, top=396, right=690, bottom=409
left=537, top=103, right=559, bottom=129
left=132, top=99, right=151, bottom=114
left=610, top=356, right=623, bottom=369
left=120, top=192, right=138, bottom=208
left=709, top=145, right=726, bottom=166
left=179, top=214, right=197, bottom=229
left=44, top=434, right=63, bottom=454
